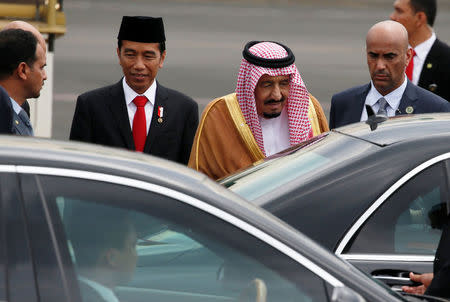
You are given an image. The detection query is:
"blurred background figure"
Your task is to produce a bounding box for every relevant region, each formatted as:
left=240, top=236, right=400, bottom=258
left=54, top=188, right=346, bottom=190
left=390, top=0, right=450, bottom=101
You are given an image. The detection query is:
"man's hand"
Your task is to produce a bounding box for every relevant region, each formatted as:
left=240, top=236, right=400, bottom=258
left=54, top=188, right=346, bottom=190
left=401, top=272, right=434, bottom=294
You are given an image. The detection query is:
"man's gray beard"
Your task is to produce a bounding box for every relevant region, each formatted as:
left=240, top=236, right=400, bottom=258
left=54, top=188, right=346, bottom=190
left=262, top=112, right=282, bottom=119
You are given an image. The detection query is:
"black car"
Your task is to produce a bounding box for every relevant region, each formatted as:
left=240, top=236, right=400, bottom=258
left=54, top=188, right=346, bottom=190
left=0, top=135, right=441, bottom=302
left=222, top=113, right=450, bottom=291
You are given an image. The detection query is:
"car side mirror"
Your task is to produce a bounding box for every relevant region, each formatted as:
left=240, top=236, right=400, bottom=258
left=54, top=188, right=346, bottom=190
left=331, top=287, right=366, bottom=302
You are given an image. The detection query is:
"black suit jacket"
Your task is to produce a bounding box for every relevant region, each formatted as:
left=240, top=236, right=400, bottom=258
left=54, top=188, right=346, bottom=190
left=425, top=216, right=450, bottom=299
left=329, top=80, right=450, bottom=129
left=0, top=85, right=13, bottom=134
left=70, top=80, right=198, bottom=164
left=418, top=39, right=450, bottom=102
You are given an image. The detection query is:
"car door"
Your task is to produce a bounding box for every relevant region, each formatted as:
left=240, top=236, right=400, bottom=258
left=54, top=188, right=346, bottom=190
left=0, top=171, right=40, bottom=302
left=0, top=169, right=77, bottom=302
left=23, top=166, right=379, bottom=302
left=336, top=158, right=450, bottom=291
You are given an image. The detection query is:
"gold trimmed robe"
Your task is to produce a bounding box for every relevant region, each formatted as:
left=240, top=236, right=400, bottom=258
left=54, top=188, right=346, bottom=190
left=188, top=93, right=329, bottom=180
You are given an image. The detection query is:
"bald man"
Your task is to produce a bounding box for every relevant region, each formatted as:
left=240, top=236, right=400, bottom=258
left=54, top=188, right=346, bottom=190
left=329, top=20, right=450, bottom=129
left=1, top=21, right=47, bottom=117
left=3, top=21, right=46, bottom=51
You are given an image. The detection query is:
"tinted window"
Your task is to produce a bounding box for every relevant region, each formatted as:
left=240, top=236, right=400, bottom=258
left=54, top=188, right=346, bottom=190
left=348, top=162, right=449, bottom=255
left=40, top=175, right=330, bottom=302
left=225, top=133, right=377, bottom=203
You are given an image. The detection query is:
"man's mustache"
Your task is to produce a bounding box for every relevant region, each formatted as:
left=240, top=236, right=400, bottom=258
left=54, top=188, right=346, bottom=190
left=264, top=97, right=285, bottom=105
left=374, top=71, right=389, bottom=77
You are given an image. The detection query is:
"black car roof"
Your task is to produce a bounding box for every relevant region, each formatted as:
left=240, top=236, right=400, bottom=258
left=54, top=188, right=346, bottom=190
left=334, top=113, right=450, bottom=146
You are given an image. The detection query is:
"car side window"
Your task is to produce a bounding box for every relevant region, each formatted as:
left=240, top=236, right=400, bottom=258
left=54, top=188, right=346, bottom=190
left=348, top=162, right=449, bottom=255
left=39, top=175, right=330, bottom=302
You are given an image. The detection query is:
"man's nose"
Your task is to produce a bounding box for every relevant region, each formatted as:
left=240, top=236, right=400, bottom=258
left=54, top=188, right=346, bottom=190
left=271, top=85, right=282, bottom=100
left=133, top=56, right=145, bottom=69
left=390, top=12, right=397, bottom=21
left=376, top=59, right=386, bottom=70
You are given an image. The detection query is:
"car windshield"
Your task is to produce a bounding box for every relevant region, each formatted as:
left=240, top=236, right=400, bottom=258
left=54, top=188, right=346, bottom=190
left=222, top=132, right=378, bottom=202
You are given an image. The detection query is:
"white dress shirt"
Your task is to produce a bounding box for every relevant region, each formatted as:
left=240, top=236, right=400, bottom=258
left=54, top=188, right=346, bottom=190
left=259, top=108, right=290, bottom=156
left=411, top=32, right=436, bottom=85
left=122, top=77, right=156, bottom=134
left=360, top=77, right=408, bottom=121
left=78, top=276, right=120, bottom=302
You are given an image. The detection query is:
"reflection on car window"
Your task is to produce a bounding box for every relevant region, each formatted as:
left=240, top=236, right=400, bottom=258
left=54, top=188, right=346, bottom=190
left=225, top=133, right=376, bottom=202
left=347, top=162, right=448, bottom=255
left=40, top=176, right=330, bottom=302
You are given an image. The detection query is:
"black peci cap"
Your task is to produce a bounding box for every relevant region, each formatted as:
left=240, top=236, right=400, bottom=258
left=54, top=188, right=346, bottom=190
left=118, top=16, right=166, bottom=43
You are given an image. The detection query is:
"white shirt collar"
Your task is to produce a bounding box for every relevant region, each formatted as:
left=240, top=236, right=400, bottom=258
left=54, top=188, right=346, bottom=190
left=361, top=77, right=408, bottom=121
left=122, top=77, right=157, bottom=106
left=413, top=32, right=436, bottom=61
left=367, top=77, right=408, bottom=110
left=78, top=276, right=120, bottom=302
left=9, top=98, right=22, bottom=115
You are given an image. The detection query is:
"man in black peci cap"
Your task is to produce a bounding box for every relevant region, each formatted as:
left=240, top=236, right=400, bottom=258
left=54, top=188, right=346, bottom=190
left=70, top=16, right=198, bottom=164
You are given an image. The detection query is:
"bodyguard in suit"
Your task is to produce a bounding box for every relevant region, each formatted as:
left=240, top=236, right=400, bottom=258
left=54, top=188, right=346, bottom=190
left=70, top=16, right=198, bottom=165
left=329, top=20, right=450, bottom=129
left=390, top=0, right=450, bottom=101
left=0, top=29, right=47, bottom=136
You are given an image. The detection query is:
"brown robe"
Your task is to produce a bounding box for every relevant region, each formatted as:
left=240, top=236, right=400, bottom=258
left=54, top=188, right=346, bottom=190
left=188, top=93, right=329, bottom=180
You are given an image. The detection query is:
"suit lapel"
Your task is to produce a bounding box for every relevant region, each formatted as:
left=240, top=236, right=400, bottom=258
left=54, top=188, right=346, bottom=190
left=144, top=82, right=168, bottom=153
left=108, top=80, right=135, bottom=150
left=418, top=39, right=439, bottom=89
left=397, top=81, right=418, bottom=115
left=11, top=111, right=28, bottom=135
left=351, top=84, right=370, bottom=123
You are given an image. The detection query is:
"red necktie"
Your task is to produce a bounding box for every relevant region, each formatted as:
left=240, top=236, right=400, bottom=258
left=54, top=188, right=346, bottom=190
left=406, top=49, right=416, bottom=81
left=132, top=96, right=148, bottom=152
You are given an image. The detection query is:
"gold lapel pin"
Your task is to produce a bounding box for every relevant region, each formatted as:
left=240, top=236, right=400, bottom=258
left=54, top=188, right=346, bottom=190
left=15, top=120, right=19, bottom=125
left=427, top=63, right=432, bottom=69
left=405, top=106, right=414, bottom=114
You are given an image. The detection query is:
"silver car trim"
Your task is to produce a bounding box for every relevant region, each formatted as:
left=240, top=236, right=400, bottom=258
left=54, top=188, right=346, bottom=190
left=15, top=166, right=344, bottom=287
left=341, top=254, right=435, bottom=262
left=336, top=152, right=450, bottom=255
left=0, top=166, right=16, bottom=172
left=373, top=276, right=410, bottom=281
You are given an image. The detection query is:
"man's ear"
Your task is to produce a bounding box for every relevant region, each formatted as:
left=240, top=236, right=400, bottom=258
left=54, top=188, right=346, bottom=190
left=117, top=47, right=122, bottom=65
left=105, top=248, right=120, bottom=268
left=16, top=62, right=28, bottom=80
left=159, top=50, right=166, bottom=69
left=416, top=11, right=427, bottom=27
left=405, top=47, right=413, bottom=68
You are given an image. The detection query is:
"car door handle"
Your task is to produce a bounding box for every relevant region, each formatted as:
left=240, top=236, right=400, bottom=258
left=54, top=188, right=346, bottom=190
left=372, top=275, right=418, bottom=285
left=371, top=269, right=421, bottom=289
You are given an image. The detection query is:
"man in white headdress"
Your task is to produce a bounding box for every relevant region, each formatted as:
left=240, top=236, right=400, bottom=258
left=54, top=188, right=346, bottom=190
left=189, top=41, right=328, bottom=180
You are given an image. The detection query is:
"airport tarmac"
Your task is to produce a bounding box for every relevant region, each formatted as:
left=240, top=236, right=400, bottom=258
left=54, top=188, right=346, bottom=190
left=51, top=0, right=450, bottom=139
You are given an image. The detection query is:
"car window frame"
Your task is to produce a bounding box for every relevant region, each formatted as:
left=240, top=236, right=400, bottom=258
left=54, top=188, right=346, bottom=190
left=337, top=152, right=450, bottom=262
left=14, top=164, right=344, bottom=291
left=0, top=169, right=39, bottom=302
